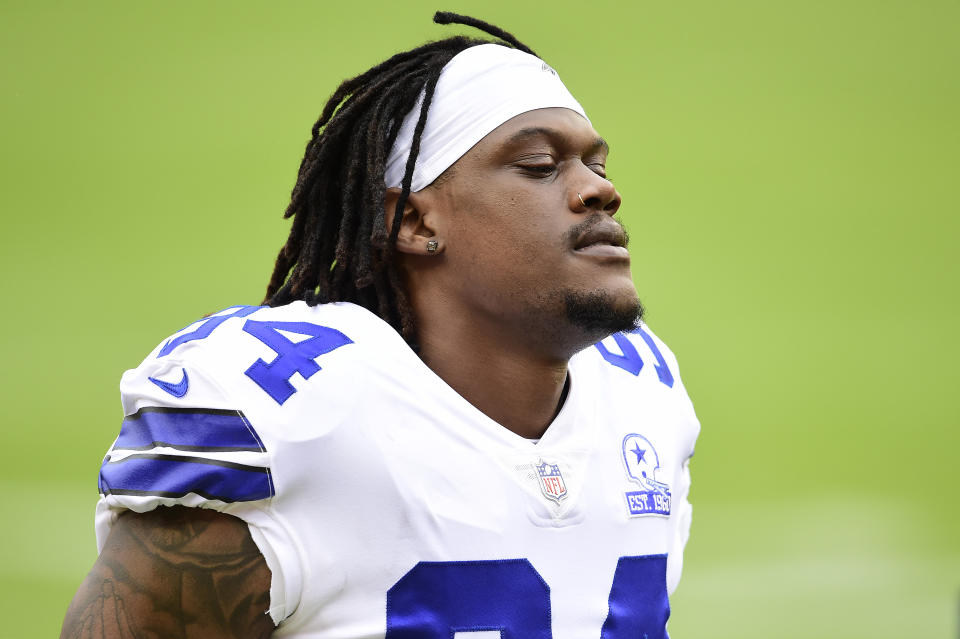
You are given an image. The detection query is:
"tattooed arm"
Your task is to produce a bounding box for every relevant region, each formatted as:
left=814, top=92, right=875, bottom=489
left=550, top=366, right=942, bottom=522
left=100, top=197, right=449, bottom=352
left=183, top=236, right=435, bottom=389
left=60, top=506, right=275, bottom=639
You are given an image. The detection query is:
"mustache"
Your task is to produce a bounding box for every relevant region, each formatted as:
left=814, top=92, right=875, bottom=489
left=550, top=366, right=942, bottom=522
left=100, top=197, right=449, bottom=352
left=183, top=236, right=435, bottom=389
left=563, top=213, right=630, bottom=248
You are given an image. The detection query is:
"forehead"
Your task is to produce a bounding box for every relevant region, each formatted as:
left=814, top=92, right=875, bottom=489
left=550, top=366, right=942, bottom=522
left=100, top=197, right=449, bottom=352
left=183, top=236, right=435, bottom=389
left=473, top=107, right=608, bottom=155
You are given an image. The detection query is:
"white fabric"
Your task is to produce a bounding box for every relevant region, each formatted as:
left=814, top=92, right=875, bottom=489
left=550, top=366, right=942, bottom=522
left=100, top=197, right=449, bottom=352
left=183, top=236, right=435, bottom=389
left=384, top=43, right=589, bottom=192
left=96, top=301, right=700, bottom=636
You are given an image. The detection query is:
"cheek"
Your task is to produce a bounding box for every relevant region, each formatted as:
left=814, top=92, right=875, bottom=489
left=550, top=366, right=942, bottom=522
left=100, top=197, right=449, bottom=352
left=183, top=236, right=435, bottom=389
left=461, top=218, right=561, bottom=272
left=443, top=184, right=568, bottom=272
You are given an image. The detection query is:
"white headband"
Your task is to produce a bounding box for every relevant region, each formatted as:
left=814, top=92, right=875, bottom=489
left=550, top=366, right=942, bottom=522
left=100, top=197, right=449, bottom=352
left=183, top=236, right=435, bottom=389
left=384, top=43, right=589, bottom=192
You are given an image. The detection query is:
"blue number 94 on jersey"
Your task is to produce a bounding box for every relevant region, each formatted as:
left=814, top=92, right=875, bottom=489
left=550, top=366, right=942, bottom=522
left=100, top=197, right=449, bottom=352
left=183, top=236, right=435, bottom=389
left=386, top=555, right=669, bottom=638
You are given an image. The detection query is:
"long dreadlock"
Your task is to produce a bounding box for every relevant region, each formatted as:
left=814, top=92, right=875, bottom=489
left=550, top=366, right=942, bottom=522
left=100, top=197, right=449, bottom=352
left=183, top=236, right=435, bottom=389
left=263, top=12, right=537, bottom=344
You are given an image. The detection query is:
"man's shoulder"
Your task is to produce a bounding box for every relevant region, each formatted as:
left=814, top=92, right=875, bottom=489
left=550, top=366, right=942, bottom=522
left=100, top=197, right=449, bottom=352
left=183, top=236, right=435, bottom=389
left=119, top=301, right=409, bottom=414
left=572, top=324, right=700, bottom=458
left=102, top=301, right=416, bottom=512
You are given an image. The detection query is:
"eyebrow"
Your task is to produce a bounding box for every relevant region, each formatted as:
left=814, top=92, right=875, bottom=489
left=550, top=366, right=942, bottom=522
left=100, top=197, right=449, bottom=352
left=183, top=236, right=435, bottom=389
left=505, top=126, right=609, bottom=154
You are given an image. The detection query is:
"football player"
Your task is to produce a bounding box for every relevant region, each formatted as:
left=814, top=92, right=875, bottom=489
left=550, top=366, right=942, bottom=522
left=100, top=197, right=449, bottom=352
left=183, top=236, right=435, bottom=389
left=61, top=12, right=700, bottom=639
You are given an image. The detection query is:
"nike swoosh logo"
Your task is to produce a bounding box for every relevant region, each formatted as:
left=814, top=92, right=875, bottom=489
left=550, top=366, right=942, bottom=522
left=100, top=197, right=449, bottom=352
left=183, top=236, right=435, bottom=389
left=149, top=368, right=190, bottom=398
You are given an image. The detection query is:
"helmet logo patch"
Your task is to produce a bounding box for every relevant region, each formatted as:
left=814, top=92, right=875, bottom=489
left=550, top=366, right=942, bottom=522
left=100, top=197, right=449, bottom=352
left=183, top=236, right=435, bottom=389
left=621, top=433, right=671, bottom=517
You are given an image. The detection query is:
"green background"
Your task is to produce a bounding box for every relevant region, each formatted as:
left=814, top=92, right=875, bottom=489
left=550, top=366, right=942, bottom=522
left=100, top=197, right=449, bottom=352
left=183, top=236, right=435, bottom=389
left=1, top=1, right=957, bottom=636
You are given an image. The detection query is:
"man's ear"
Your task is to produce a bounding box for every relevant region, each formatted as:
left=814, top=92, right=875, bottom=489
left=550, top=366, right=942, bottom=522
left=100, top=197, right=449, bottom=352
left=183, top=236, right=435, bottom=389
left=383, top=188, right=443, bottom=255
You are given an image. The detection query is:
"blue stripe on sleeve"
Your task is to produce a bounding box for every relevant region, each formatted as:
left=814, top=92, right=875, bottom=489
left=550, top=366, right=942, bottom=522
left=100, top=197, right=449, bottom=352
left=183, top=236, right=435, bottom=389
left=114, top=407, right=266, bottom=452
left=99, top=454, right=274, bottom=503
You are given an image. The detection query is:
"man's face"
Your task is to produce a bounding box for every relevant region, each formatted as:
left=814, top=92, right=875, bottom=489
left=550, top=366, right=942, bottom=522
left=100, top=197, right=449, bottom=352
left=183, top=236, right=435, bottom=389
left=418, top=107, right=642, bottom=352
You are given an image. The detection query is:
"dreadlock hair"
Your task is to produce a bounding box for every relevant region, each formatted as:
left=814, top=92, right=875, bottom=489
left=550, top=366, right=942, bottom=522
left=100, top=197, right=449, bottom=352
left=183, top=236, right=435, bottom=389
left=263, top=11, right=537, bottom=345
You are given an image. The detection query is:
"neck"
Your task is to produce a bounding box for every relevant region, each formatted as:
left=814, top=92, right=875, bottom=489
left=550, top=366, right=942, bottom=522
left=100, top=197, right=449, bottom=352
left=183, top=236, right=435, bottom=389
left=415, top=316, right=572, bottom=440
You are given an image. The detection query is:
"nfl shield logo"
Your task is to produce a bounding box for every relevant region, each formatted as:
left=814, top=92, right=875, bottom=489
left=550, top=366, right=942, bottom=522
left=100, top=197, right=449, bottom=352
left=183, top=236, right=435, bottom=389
left=536, top=460, right=567, bottom=503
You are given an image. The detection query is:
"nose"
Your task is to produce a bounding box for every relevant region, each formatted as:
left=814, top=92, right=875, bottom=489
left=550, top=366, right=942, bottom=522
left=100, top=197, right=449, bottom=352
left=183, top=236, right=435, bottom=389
left=573, top=169, right=621, bottom=215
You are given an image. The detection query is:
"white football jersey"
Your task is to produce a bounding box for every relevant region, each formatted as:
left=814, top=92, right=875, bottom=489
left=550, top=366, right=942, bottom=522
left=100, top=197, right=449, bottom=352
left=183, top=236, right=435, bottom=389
left=95, top=301, right=700, bottom=638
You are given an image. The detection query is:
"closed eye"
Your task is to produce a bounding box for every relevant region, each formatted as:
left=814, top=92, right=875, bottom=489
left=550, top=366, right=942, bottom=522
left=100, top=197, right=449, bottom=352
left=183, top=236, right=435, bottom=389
left=517, top=164, right=557, bottom=177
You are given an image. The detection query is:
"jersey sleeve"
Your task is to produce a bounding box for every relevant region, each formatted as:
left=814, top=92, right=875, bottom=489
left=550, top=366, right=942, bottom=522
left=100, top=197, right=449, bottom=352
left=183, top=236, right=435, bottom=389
left=94, top=340, right=301, bottom=625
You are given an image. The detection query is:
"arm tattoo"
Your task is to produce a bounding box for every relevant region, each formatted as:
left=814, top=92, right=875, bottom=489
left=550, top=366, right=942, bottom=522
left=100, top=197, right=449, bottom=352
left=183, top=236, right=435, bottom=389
left=60, top=507, right=275, bottom=639
left=62, top=579, right=137, bottom=639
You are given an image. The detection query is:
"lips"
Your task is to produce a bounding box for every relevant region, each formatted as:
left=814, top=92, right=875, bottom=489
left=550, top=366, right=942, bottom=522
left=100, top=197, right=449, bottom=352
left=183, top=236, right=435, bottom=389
left=573, top=223, right=630, bottom=259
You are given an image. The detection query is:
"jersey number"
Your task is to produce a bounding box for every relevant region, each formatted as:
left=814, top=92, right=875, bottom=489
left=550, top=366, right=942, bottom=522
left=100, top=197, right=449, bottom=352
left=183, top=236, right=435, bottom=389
left=386, top=555, right=669, bottom=638
left=594, top=329, right=674, bottom=387
left=157, top=307, right=353, bottom=405
left=243, top=320, right=352, bottom=404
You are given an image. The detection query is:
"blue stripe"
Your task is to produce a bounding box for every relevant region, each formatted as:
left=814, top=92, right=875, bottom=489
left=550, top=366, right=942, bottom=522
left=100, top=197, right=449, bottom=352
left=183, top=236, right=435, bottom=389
left=99, top=454, right=274, bottom=503
left=115, top=407, right=265, bottom=452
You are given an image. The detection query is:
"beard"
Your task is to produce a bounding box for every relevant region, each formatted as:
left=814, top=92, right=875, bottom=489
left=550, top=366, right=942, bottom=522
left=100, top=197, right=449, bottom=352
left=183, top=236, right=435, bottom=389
left=563, top=289, right=645, bottom=337
left=556, top=215, right=643, bottom=338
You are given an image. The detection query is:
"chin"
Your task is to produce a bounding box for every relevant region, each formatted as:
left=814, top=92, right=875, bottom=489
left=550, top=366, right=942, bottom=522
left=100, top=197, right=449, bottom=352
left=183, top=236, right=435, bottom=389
left=563, top=288, right=645, bottom=339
